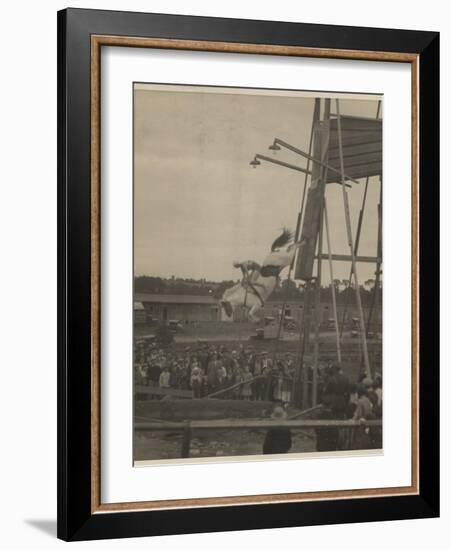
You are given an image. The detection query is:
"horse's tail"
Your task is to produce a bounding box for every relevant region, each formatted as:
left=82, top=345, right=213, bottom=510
left=220, top=300, right=233, bottom=318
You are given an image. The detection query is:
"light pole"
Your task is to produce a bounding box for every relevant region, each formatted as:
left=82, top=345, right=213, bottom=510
left=249, top=154, right=311, bottom=175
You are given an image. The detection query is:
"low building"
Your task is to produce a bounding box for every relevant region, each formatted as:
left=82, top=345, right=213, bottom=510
left=135, top=293, right=221, bottom=323
left=263, top=298, right=382, bottom=329
left=134, top=292, right=382, bottom=329
left=134, top=301, right=147, bottom=324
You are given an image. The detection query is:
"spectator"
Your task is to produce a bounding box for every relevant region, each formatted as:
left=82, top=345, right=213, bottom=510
left=232, top=366, right=243, bottom=400
left=207, top=353, right=219, bottom=392
left=315, top=392, right=340, bottom=452
left=263, top=406, right=292, bottom=454
left=261, top=352, right=273, bottom=400
left=352, top=385, right=374, bottom=450
left=252, top=354, right=265, bottom=401
left=373, top=375, right=383, bottom=412
left=240, top=365, right=253, bottom=400
left=322, top=364, right=350, bottom=418
left=273, top=364, right=284, bottom=402
left=345, top=384, right=359, bottom=419
left=216, top=362, right=227, bottom=389
left=353, top=385, right=373, bottom=421
left=148, top=360, right=161, bottom=388
left=281, top=359, right=293, bottom=404
left=190, top=362, right=203, bottom=398
left=159, top=366, right=171, bottom=388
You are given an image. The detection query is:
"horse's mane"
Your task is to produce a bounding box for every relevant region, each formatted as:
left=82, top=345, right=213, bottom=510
left=271, top=228, right=294, bottom=251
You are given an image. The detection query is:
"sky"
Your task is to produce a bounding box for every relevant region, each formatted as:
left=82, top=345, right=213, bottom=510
left=134, top=84, right=382, bottom=284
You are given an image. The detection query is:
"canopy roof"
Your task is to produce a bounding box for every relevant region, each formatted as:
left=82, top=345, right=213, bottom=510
left=321, top=116, right=382, bottom=183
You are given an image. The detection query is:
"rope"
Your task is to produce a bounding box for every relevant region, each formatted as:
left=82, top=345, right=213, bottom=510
left=366, top=176, right=383, bottom=337
left=339, top=100, right=382, bottom=339
left=335, top=99, right=371, bottom=377
left=293, top=98, right=321, bottom=400
left=272, top=115, right=316, bottom=361
left=288, top=404, right=324, bottom=420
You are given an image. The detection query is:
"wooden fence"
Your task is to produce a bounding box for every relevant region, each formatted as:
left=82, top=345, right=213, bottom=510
left=135, top=418, right=382, bottom=458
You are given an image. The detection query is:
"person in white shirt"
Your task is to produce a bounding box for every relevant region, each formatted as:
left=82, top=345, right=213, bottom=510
left=159, top=366, right=171, bottom=388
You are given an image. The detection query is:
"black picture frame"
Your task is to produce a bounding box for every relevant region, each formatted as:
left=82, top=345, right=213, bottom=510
left=57, top=7, right=439, bottom=541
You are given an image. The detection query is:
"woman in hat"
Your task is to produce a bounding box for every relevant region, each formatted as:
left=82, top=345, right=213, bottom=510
left=240, top=365, right=253, bottom=400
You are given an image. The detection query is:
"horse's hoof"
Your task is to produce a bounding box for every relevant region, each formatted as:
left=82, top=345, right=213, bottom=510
left=220, top=300, right=233, bottom=318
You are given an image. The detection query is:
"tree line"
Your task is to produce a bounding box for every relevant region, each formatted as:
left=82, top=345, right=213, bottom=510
left=134, top=276, right=382, bottom=305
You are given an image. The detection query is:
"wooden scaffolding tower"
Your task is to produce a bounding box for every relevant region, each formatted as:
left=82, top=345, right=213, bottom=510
left=251, top=97, right=382, bottom=410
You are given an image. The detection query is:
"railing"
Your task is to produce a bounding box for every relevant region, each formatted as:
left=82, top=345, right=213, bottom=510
left=205, top=375, right=266, bottom=398
left=135, top=385, right=194, bottom=399
left=135, top=418, right=382, bottom=458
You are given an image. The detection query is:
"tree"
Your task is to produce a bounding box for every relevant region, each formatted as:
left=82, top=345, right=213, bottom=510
left=213, top=280, right=235, bottom=299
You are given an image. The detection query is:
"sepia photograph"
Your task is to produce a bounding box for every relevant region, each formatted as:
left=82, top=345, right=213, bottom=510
left=55, top=8, right=440, bottom=540
left=133, top=83, right=383, bottom=464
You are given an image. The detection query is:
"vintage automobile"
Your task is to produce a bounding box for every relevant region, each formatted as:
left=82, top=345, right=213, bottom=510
left=283, top=316, right=298, bottom=331
left=325, top=318, right=336, bottom=331
left=167, top=319, right=184, bottom=332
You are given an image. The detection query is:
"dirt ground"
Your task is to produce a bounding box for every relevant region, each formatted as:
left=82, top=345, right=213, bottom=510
left=134, top=319, right=380, bottom=345
left=133, top=321, right=382, bottom=462
left=134, top=427, right=317, bottom=461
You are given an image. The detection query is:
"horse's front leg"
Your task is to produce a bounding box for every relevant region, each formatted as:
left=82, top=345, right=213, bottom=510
left=248, top=303, right=262, bottom=323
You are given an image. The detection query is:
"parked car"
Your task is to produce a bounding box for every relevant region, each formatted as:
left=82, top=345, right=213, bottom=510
left=351, top=317, right=360, bottom=330
left=167, top=319, right=184, bottom=332
left=326, top=318, right=336, bottom=331
left=283, top=316, right=298, bottom=330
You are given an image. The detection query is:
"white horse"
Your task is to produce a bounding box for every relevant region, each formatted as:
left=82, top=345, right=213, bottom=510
left=221, top=229, right=302, bottom=323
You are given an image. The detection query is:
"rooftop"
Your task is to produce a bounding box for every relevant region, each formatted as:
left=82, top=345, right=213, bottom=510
left=135, top=293, right=218, bottom=305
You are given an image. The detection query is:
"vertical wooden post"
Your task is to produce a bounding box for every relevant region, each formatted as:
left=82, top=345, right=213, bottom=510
left=366, top=177, right=383, bottom=376
left=324, top=200, right=342, bottom=364
left=367, top=177, right=383, bottom=333
left=294, top=112, right=329, bottom=280
left=290, top=98, right=321, bottom=406
left=295, top=98, right=329, bottom=409
left=312, top=206, right=324, bottom=407
left=338, top=178, right=370, bottom=339
left=300, top=281, right=313, bottom=408
left=181, top=421, right=191, bottom=458
left=311, top=99, right=330, bottom=407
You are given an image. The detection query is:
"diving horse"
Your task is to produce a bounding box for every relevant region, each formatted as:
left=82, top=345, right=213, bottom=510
left=220, top=228, right=303, bottom=323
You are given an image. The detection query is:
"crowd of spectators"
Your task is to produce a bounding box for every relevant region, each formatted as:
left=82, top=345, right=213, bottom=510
left=135, top=341, right=383, bottom=420
left=135, top=341, right=383, bottom=453
left=316, top=363, right=383, bottom=450
left=135, top=342, right=296, bottom=402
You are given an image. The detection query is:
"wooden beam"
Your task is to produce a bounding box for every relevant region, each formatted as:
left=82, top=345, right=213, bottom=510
left=295, top=121, right=329, bottom=280
left=135, top=419, right=383, bottom=431
left=254, top=153, right=311, bottom=175
left=135, top=385, right=194, bottom=399
left=316, top=253, right=381, bottom=263
left=326, top=162, right=382, bottom=182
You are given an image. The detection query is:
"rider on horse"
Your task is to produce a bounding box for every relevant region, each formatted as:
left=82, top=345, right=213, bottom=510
left=221, top=228, right=303, bottom=322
